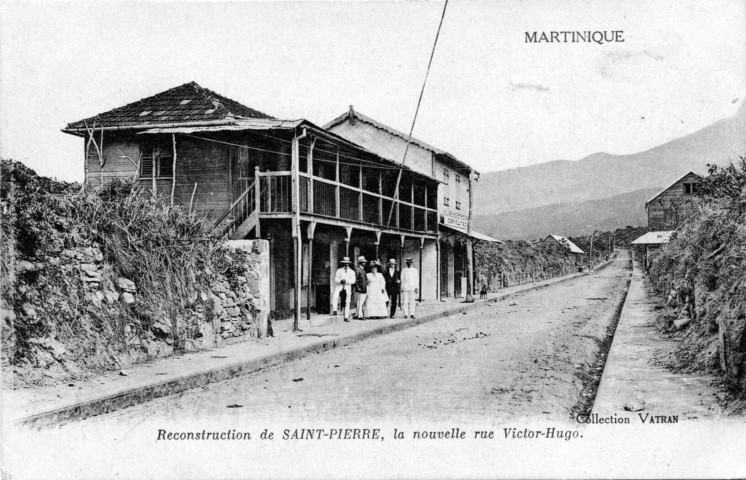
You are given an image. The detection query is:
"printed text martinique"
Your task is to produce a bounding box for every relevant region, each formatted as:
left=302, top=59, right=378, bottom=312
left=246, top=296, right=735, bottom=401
left=525, top=31, right=624, bottom=44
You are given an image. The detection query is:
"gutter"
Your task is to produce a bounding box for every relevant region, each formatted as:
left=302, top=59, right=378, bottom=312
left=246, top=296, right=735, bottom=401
left=60, top=119, right=238, bottom=136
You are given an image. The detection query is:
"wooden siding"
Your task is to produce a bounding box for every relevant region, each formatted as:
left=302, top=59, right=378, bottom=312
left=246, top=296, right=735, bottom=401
left=83, top=132, right=231, bottom=221
left=647, top=172, right=700, bottom=231
left=84, top=132, right=139, bottom=186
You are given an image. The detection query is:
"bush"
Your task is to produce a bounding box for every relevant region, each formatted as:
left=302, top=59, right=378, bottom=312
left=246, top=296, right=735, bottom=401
left=648, top=157, right=746, bottom=398
left=1, top=159, right=229, bottom=384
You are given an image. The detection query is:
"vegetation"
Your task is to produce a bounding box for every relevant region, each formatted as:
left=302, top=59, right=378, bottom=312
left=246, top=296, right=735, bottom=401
left=1, top=160, right=236, bottom=386
left=648, top=158, right=746, bottom=405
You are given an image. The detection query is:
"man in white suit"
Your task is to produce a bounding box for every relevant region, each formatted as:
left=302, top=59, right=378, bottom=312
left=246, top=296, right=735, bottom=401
left=400, top=257, right=418, bottom=319
left=331, top=256, right=356, bottom=322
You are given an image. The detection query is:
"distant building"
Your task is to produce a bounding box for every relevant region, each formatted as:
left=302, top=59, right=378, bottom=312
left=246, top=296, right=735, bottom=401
left=542, top=235, right=585, bottom=264
left=645, top=171, right=700, bottom=231
left=631, top=230, right=674, bottom=271
left=324, top=106, right=499, bottom=299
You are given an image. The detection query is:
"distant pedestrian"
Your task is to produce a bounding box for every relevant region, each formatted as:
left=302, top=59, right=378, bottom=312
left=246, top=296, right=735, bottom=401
left=354, top=256, right=368, bottom=320
left=331, top=257, right=356, bottom=322
left=480, top=283, right=488, bottom=299
left=401, top=258, right=418, bottom=319
left=383, top=258, right=401, bottom=318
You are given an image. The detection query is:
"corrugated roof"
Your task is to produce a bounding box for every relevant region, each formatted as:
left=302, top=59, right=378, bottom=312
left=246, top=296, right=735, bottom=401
left=324, top=107, right=477, bottom=174
left=631, top=231, right=674, bottom=245
left=547, top=234, right=585, bottom=254
left=65, top=82, right=274, bottom=130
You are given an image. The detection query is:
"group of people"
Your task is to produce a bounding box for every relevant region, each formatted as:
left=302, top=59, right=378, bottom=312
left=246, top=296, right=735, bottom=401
left=331, top=256, right=418, bottom=322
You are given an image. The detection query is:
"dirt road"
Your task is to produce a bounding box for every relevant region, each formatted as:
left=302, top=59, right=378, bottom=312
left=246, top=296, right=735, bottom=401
left=75, top=251, right=631, bottom=426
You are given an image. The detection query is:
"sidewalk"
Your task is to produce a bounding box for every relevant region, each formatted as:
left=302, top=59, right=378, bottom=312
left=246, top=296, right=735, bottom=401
left=5, top=270, right=589, bottom=428
left=593, top=259, right=722, bottom=419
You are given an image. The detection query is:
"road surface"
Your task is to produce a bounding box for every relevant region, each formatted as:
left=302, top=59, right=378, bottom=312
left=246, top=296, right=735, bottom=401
left=76, top=251, right=631, bottom=426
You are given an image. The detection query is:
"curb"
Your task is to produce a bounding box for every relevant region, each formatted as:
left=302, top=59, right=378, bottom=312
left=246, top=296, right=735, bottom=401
left=573, top=259, right=632, bottom=417
left=17, top=271, right=589, bottom=428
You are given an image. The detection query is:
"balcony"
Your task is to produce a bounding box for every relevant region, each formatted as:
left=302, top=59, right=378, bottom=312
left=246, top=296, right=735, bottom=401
left=254, top=170, right=438, bottom=234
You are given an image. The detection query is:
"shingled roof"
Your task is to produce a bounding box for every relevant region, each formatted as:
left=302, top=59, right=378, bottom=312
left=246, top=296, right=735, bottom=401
left=64, top=82, right=274, bottom=130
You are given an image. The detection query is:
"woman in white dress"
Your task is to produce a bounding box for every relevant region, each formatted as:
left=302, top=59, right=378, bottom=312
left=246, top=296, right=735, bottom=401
left=364, top=261, right=389, bottom=319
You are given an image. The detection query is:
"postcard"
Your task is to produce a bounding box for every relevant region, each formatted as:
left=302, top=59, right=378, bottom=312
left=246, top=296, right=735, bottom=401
left=1, top=1, right=744, bottom=478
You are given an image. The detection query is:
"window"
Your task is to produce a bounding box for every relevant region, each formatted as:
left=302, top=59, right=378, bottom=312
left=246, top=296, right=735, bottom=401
left=443, top=167, right=450, bottom=182
left=455, top=174, right=460, bottom=185
left=444, top=196, right=450, bottom=207
left=455, top=200, right=461, bottom=210
left=141, top=141, right=174, bottom=178
left=683, top=182, right=698, bottom=195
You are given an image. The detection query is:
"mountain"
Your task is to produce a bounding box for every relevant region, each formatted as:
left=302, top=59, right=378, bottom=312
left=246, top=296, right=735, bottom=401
left=474, top=101, right=746, bottom=216
left=473, top=188, right=660, bottom=240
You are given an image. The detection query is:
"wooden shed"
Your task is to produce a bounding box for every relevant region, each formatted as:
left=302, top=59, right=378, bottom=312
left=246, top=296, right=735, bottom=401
left=645, top=171, right=701, bottom=231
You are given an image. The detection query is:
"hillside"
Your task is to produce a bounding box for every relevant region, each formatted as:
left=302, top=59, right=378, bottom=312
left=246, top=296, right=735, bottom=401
left=475, top=101, right=746, bottom=216
left=472, top=187, right=659, bottom=240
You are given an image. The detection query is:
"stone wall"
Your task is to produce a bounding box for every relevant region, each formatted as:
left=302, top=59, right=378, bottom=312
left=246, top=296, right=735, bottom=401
left=211, top=240, right=270, bottom=345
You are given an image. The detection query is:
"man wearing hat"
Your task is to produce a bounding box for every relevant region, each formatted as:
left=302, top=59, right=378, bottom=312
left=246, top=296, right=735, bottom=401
left=383, top=258, right=401, bottom=318
left=331, top=256, right=356, bottom=321
left=353, top=255, right=368, bottom=320
left=400, top=257, right=419, bottom=319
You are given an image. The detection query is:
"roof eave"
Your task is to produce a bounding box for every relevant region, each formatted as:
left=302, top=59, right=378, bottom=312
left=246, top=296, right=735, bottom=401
left=62, top=118, right=239, bottom=135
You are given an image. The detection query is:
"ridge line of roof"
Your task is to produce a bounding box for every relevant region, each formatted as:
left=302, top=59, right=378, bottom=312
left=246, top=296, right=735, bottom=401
left=325, top=108, right=477, bottom=174
left=645, top=170, right=698, bottom=207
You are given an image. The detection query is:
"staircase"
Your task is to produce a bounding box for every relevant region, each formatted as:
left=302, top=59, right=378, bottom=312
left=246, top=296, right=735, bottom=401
left=212, top=179, right=260, bottom=239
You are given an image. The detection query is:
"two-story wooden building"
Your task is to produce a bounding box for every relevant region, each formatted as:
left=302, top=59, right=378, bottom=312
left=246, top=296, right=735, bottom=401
left=62, top=82, right=442, bottom=322
left=645, top=171, right=701, bottom=231
left=324, top=107, right=498, bottom=300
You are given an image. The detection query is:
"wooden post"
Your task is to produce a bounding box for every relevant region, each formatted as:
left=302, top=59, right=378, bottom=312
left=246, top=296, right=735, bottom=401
left=378, top=170, right=383, bottom=226
left=98, top=126, right=105, bottom=187
left=589, top=231, right=596, bottom=271
left=374, top=230, right=382, bottom=262
left=308, top=137, right=316, bottom=214
left=335, top=146, right=341, bottom=219
left=306, top=222, right=316, bottom=321
left=359, top=162, right=363, bottom=222
left=254, top=166, right=261, bottom=238
left=291, top=134, right=303, bottom=332
left=399, top=235, right=405, bottom=308
left=152, top=147, right=157, bottom=199
left=399, top=234, right=405, bottom=265
left=436, top=239, right=441, bottom=301
left=344, top=226, right=353, bottom=256
left=82, top=137, right=88, bottom=191
left=464, top=172, right=475, bottom=302
left=419, top=237, right=424, bottom=302
left=411, top=181, right=415, bottom=228
left=170, top=134, right=177, bottom=206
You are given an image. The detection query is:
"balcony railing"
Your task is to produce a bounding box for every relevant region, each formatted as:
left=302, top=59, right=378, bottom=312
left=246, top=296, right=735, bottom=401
left=250, top=170, right=437, bottom=233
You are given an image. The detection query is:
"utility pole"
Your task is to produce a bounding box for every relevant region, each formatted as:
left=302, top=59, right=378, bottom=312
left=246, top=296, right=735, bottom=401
left=588, top=231, right=596, bottom=272
left=464, top=171, right=475, bottom=302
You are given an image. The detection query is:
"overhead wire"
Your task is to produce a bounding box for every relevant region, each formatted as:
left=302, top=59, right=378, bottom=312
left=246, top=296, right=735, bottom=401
left=387, top=0, right=449, bottom=225
left=180, top=133, right=413, bottom=172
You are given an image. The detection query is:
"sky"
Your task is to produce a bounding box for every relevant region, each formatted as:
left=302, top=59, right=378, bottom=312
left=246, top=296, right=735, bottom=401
left=1, top=0, right=744, bottom=182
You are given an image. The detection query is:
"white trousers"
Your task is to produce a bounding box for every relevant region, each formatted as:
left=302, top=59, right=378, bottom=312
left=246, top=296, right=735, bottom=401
left=332, top=285, right=351, bottom=317
left=355, top=292, right=367, bottom=318
left=402, top=290, right=416, bottom=317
